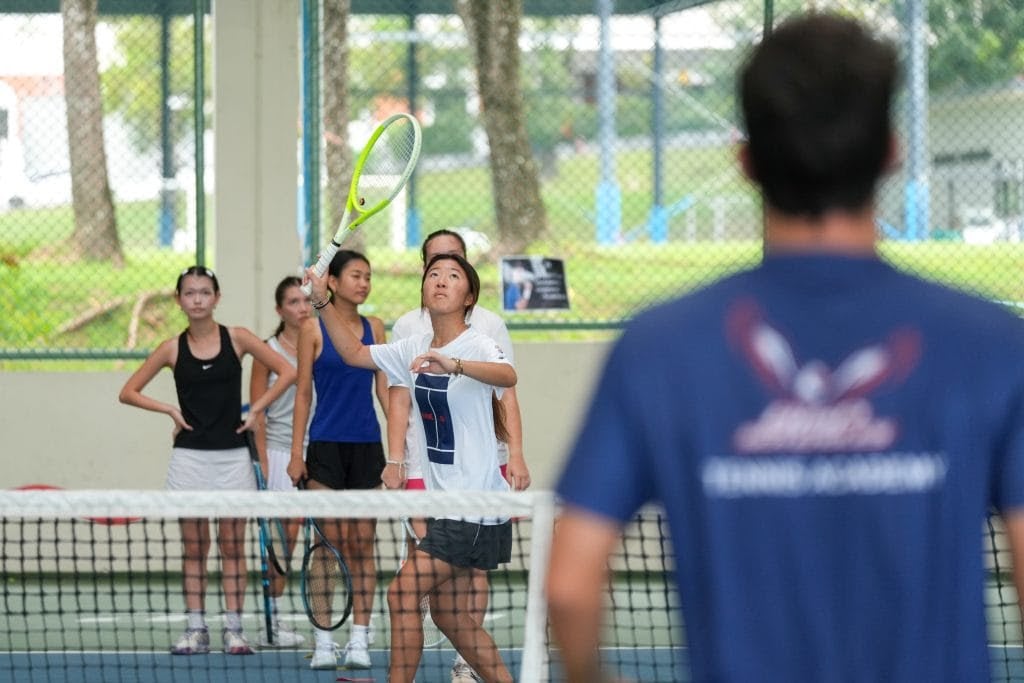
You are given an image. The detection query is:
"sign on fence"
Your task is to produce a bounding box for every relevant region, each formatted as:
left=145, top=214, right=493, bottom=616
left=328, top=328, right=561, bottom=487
left=500, top=256, right=570, bottom=312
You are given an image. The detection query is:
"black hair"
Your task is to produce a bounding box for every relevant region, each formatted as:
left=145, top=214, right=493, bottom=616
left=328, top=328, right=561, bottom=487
left=328, top=249, right=370, bottom=278
left=175, top=265, right=219, bottom=295
left=319, top=250, right=371, bottom=304
left=272, top=275, right=303, bottom=338
left=421, top=252, right=480, bottom=319
left=420, top=229, right=467, bottom=264
left=739, top=13, right=898, bottom=217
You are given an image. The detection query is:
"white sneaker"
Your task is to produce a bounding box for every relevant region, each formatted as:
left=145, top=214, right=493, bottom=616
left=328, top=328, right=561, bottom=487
left=451, top=660, right=482, bottom=683
left=343, top=640, right=372, bottom=669
left=222, top=629, right=254, bottom=655
left=170, top=628, right=210, bottom=655
left=310, top=643, right=337, bottom=670
left=258, top=620, right=306, bottom=648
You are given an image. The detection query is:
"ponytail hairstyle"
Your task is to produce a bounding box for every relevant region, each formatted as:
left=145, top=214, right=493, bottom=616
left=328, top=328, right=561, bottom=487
left=492, top=393, right=509, bottom=444
left=271, top=275, right=303, bottom=338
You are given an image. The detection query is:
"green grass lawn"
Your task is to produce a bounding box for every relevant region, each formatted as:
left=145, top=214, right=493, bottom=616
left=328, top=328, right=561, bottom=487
left=4, top=232, right=1024, bottom=369
left=3, top=144, right=1023, bottom=367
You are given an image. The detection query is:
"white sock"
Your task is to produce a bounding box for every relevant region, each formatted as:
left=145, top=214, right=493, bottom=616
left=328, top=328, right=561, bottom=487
left=224, top=611, right=243, bottom=632
left=454, top=653, right=467, bottom=666
left=185, top=610, right=206, bottom=631
left=349, top=623, right=369, bottom=647
left=270, top=597, right=281, bottom=620
left=315, top=628, right=334, bottom=649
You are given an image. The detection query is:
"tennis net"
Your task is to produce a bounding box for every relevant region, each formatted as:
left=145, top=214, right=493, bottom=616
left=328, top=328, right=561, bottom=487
left=0, top=489, right=552, bottom=683
left=0, top=490, right=1021, bottom=682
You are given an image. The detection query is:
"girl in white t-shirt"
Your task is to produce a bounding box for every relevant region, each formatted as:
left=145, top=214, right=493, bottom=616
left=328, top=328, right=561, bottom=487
left=306, top=253, right=516, bottom=683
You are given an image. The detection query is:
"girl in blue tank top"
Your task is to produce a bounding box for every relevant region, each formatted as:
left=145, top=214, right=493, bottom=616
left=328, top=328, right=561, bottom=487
left=288, top=250, right=388, bottom=670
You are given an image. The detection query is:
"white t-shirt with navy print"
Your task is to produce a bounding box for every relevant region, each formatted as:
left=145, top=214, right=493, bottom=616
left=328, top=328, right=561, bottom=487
left=370, top=327, right=512, bottom=522
left=392, top=305, right=514, bottom=478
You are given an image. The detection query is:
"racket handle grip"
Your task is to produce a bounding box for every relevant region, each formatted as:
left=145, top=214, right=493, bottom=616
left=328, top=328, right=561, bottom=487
left=301, top=242, right=341, bottom=296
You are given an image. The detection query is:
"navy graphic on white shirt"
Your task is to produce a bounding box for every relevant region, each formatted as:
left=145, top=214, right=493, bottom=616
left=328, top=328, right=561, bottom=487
left=415, top=374, right=455, bottom=464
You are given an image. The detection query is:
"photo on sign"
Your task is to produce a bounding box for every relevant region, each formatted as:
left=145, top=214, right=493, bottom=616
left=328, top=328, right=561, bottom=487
left=500, top=256, right=570, bottom=312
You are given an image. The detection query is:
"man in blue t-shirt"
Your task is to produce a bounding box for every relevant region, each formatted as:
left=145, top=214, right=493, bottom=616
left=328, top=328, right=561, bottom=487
left=547, top=13, right=1024, bottom=683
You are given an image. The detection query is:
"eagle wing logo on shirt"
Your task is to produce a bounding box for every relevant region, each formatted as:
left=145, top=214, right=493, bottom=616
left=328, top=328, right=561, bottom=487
left=726, top=300, right=921, bottom=453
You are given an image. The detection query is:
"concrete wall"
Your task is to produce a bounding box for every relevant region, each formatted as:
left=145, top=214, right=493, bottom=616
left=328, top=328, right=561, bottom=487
left=0, top=342, right=610, bottom=490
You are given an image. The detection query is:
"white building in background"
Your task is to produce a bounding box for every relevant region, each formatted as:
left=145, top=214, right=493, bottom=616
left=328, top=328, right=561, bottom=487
left=875, top=80, right=1024, bottom=242
left=0, top=78, right=28, bottom=209
left=0, top=14, right=161, bottom=212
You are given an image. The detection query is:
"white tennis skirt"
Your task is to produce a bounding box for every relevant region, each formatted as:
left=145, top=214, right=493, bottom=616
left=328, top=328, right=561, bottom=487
left=265, top=444, right=298, bottom=492
left=166, top=446, right=256, bottom=491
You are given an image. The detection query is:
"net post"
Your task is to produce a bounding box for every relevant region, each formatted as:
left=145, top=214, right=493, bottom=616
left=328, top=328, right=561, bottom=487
left=520, top=491, right=556, bottom=682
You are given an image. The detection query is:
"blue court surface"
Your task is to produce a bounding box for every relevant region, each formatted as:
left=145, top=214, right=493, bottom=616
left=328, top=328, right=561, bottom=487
left=2, top=647, right=510, bottom=683
left=3, top=647, right=1023, bottom=682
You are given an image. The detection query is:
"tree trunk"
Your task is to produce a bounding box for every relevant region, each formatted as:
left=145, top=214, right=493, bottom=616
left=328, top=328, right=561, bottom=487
left=322, top=0, right=358, bottom=252
left=62, top=0, right=123, bottom=266
left=457, top=0, right=547, bottom=256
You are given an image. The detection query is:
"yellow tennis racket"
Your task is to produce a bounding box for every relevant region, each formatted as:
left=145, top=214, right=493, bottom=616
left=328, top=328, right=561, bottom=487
left=302, top=112, right=422, bottom=294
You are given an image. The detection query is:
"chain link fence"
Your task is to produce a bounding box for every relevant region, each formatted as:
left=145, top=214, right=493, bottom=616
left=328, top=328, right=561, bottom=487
left=0, top=2, right=204, bottom=360
left=1, top=0, right=1022, bottom=360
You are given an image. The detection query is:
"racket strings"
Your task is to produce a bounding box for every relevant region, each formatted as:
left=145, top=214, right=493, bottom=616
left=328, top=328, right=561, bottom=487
left=355, top=118, right=419, bottom=206
left=305, top=544, right=348, bottom=629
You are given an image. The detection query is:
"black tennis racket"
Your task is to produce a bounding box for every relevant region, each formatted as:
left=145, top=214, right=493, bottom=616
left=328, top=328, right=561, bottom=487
left=298, top=481, right=354, bottom=631
left=244, top=430, right=290, bottom=644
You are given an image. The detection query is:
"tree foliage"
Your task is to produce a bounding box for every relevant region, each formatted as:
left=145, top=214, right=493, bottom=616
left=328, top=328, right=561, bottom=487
left=62, top=0, right=122, bottom=266
left=103, top=14, right=207, bottom=157
left=924, top=0, right=1024, bottom=91
left=456, top=0, right=548, bottom=254
left=712, top=0, right=1024, bottom=94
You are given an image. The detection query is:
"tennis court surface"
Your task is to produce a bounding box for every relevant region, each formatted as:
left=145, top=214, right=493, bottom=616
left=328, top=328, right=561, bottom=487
left=1, top=489, right=1021, bottom=682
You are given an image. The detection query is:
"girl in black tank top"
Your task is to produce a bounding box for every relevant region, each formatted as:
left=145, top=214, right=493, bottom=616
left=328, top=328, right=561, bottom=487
left=173, top=324, right=245, bottom=450
left=118, top=266, right=297, bottom=656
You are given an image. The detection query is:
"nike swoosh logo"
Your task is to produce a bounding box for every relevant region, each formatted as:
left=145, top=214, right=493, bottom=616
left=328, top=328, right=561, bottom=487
left=201, top=364, right=213, bottom=370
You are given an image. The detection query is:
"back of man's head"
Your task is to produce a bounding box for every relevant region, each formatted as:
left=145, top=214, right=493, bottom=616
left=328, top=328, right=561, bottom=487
left=739, top=13, right=898, bottom=218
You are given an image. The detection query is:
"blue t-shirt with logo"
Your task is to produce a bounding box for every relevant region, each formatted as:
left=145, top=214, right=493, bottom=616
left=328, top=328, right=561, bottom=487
left=557, top=253, right=1024, bottom=683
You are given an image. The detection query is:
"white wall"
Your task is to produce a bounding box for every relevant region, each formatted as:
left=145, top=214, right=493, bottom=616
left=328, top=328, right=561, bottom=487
left=0, top=342, right=610, bottom=490
left=213, top=0, right=305, bottom=332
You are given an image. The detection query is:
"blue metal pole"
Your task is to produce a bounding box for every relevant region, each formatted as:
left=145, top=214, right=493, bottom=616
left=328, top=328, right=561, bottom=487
left=301, top=0, right=321, bottom=265
left=405, top=8, right=421, bottom=249
left=903, top=0, right=929, bottom=241
left=193, top=0, right=205, bottom=266
left=594, top=0, right=620, bottom=246
left=647, top=14, right=667, bottom=244
left=158, top=0, right=175, bottom=247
